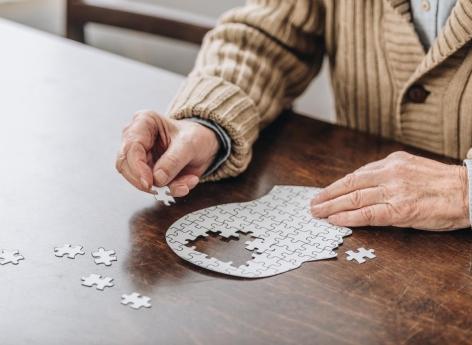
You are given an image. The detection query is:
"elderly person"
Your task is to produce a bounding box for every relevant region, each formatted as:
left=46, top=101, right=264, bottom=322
left=116, top=0, right=472, bottom=231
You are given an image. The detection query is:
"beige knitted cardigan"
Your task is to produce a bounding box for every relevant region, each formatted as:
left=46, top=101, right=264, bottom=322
left=169, top=0, right=472, bottom=180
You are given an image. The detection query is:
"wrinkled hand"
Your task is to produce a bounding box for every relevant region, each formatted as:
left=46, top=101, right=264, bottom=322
left=311, top=151, right=470, bottom=231
left=116, top=110, right=220, bottom=197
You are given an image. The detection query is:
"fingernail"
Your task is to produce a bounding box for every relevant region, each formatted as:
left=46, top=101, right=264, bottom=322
left=328, top=215, right=340, bottom=224
left=140, top=177, right=149, bottom=191
left=188, top=176, right=200, bottom=188
left=175, top=185, right=189, bottom=196
left=154, top=169, right=168, bottom=186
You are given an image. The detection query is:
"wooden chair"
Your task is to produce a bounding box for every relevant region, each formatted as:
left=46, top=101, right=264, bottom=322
left=66, top=0, right=214, bottom=45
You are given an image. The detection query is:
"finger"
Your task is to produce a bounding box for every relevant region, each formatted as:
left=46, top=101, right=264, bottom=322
left=153, top=140, right=193, bottom=186
left=312, top=169, right=386, bottom=205
left=125, top=142, right=154, bottom=191
left=328, top=204, right=394, bottom=227
left=117, top=159, right=151, bottom=193
left=116, top=142, right=152, bottom=191
left=119, top=112, right=162, bottom=190
left=168, top=174, right=200, bottom=197
left=311, top=187, right=386, bottom=219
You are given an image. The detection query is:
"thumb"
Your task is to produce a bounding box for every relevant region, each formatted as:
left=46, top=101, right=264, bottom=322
left=153, top=139, right=192, bottom=186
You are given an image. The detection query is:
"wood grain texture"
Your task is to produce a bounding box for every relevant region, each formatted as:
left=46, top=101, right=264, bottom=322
left=1, top=19, right=471, bottom=345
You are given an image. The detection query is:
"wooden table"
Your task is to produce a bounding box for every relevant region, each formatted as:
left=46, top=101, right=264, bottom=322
left=1, top=19, right=471, bottom=345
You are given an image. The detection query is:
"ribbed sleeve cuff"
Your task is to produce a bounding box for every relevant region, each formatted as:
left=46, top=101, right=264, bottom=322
left=168, top=75, right=260, bottom=181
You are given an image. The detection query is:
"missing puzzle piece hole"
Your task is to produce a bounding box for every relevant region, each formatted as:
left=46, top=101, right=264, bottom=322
left=186, top=231, right=255, bottom=267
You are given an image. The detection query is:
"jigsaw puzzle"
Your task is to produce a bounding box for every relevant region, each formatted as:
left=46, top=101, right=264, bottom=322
left=166, top=186, right=352, bottom=278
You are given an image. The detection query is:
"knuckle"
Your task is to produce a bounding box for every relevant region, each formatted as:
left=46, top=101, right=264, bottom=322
left=388, top=151, right=410, bottom=161
left=167, top=153, right=180, bottom=165
left=121, top=124, right=138, bottom=139
left=121, top=123, right=132, bottom=135
left=361, top=207, right=376, bottom=223
left=133, top=109, right=157, bottom=120
left=125, top=111, right=161, bottom=135
left=342, top=173, right=357, bottom=189
left=388, top=161, right=406, bottom=175
left=123, top=131, right=145, bottom=146
left=120, top=140, right=136, bottom=155
left=163, top=153, right=181, bottom=171
left=134, top=110, right=162, bottom=129
left=349, top=190, right=363, bottom=208
left=118, top=142, right=131, bottom=156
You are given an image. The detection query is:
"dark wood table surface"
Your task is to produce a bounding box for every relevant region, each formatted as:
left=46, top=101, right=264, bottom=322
left=1, top=19, right=472, bottom=345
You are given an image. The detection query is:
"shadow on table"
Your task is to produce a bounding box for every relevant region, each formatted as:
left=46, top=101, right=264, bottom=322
left=124, top=204, right=250, bottom=291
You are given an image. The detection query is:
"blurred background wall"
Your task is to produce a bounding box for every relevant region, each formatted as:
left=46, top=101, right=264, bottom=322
left=0, top=0, right=335, bottom=122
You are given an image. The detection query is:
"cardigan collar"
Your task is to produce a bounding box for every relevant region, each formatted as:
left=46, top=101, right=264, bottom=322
left=384, top=0, right=472, bottom=135
left=385, top=0, right=472, bottom=81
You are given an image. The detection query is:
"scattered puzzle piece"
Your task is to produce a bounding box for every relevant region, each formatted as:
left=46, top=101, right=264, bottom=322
left=0, top=250, right=24, bottom=265
left=54, top=244, right=85, bottom=259
left=346, top=247, right=376, bottom=264
left=151, top=186, right=175, bottom=206
left=81, top=274, right=114, bottom=290
left=121, top=292, right=151, bottom=309
left=91, top=247, right=117, bottom=266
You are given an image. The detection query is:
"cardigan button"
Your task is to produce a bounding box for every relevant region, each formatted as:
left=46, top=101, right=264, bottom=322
left=406, top=85, right=430, bottom=103
left=420, top=0, right=431, bottom=12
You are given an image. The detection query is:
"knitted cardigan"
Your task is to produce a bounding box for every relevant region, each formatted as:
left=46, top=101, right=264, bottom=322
left=169, top=0, right=472, bottom=180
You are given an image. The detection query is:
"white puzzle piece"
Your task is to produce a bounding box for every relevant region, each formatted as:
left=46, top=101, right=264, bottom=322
left=121, top=292, right=152, bottom=310
left=54, top=244, right=85, bottom=259
left=91, top=247, right=117, bottom=266
left=166, top=186, right=352, bottom=278
left=81, top=274, right=114, bottom=290
left=151, top=186, right=175, bottom=206
left=346, top=247, right=376, bottom=264
left=0, top=249, right=24, bottom=265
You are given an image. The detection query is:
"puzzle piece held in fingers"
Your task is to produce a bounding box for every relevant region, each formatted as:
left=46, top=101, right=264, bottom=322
left=151, top=186, right=175, bottom=206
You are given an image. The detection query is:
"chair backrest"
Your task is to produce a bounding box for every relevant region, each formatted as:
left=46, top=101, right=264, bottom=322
left=66, top=0, right=215, bottom=45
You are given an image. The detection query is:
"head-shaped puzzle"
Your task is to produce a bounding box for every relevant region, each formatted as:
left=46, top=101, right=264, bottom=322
left=166, top=186, right=352, bottom=278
